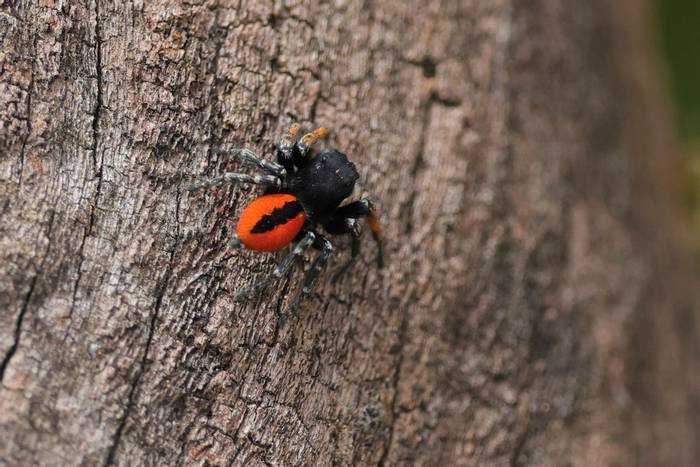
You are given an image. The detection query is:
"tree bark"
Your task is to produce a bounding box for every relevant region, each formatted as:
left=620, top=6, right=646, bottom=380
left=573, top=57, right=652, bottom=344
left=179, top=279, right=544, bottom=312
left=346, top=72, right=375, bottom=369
left=1, top=0, right=699, bottom=466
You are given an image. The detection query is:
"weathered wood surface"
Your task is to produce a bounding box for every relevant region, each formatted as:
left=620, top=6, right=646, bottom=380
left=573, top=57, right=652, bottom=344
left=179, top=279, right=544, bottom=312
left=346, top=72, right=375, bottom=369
left=1, top=0, right=699, bottom=465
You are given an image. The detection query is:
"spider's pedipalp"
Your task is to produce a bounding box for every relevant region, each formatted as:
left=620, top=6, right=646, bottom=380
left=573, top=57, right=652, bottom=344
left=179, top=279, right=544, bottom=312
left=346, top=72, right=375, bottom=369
left=296, top=127, right=329, bottom=162
left=277, top=123, right=302, bottom=173
left=299, top=127, right=329, bottom=148
left=286, top=122, right=302, bottom=140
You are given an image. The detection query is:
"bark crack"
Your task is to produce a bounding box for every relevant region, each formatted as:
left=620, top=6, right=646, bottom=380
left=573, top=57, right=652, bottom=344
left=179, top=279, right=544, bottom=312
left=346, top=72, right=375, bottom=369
left=103, top=191, right=182, bottom=466
left=510, top=414, right=532, bottom=467
left=91, top=0, right=103, bottom=172
left=0, top=211, right=56, bottom=383
left=399, top=96, right=430, bottom=235
left=377, top=309, right=409, bottom=466
left=0, top=279, right=38, bottom=382
left=66, top=0, right=104, bottom=323
left=17, top=34, right=36, bottom=185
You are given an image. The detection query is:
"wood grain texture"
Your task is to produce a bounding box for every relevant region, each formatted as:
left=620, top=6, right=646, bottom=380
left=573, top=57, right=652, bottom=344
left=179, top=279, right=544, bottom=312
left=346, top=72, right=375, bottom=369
left=1, top=0, right=699, bottom=465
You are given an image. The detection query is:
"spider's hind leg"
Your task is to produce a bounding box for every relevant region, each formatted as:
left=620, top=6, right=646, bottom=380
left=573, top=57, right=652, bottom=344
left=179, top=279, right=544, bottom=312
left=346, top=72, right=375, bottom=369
left=290, top=234, right=334, bottom=309
left=235, top=231, right=317, bottom=301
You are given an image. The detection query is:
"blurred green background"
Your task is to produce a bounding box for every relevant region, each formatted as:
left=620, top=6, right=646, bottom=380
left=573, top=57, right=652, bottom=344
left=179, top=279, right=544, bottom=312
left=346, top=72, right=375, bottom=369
left=658, top=1, right=700, bottom=140
left=656, top=0, right=700, bottom=232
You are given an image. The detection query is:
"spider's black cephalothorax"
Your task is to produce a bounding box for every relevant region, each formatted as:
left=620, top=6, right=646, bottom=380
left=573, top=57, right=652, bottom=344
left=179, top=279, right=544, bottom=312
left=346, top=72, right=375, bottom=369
left=284, top=148, right=359, bottom=222
left=188, top=124, right=383, bottom=306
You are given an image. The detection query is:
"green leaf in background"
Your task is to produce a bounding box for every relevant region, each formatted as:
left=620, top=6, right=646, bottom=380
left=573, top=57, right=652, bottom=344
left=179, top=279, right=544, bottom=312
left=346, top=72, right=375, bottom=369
left=657, top=0, right=700, bottom=141
left=657, top=0, right=700, bottom=237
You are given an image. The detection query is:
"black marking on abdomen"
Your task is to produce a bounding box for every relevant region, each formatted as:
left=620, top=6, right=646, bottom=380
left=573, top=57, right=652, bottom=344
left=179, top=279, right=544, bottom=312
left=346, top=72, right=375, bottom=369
left=251, top=201, right=303, bottom=233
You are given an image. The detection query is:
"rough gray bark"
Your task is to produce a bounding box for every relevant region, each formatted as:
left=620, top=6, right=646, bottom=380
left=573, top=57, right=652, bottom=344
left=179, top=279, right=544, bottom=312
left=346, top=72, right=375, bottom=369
left=1, top=0, right=699, bottom=466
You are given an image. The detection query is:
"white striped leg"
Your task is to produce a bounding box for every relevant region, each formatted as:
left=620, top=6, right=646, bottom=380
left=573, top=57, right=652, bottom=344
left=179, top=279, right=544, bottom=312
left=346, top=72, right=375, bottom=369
left=228, top=233, right=243, bottom=249
left=187, top=172, right=281, bottom=191
left=214, top=148, right=286, bottom=177
left=290, top=236, right=334, bottom=309
left=235, top=231, right=317, bottom=301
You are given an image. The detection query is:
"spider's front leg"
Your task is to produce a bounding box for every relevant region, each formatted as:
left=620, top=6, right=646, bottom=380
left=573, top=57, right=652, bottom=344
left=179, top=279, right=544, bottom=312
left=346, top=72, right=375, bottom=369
left=186, top=172, right=282, bottom=192
left=213, top=147, right=286, bottom=177
left=188, top=143, right=288, bottom=191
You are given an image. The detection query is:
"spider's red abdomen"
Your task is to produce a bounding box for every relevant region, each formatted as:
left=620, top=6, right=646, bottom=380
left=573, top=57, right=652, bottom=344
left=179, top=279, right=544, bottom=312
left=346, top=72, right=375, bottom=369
left=236, top=194, right=305, bottom=252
